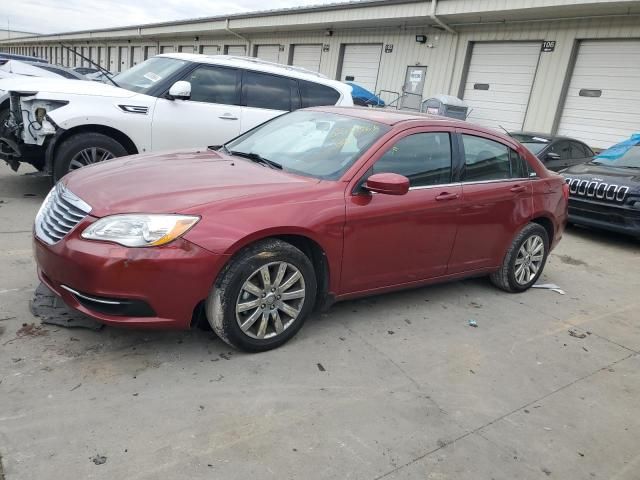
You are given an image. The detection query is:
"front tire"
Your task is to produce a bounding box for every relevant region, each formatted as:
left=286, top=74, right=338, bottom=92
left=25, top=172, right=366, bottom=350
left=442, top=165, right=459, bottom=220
left=490, top=223, right=549, bottom=293
left=53, top=133, right=128, bottom=182
left=206, top=239, right=317, bottom=352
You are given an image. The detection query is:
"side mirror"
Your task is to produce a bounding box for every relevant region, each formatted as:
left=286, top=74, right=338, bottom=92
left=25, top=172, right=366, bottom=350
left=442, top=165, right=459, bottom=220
left=545, top=152, right=561, bottom=161
left=364, top=173, right=410, bottom=196
left=168, top=80, right=191, bottom=100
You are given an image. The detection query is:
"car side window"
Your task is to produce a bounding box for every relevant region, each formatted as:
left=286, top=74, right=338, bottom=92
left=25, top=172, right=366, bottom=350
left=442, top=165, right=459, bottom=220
left=372, top=132, right=452, bottom=187
left=299, top=80, right=340, bottom=107
left=244, top=71, right=297, bottom=111
left=186, top=66, right=239, bottom=105
left=570, top=142, right=591, bottom=159
left=510, top=149, right=529, bottom=178
left=549, top=141, right=571, bottom=160
left=462, top=135, right=510, bottom=181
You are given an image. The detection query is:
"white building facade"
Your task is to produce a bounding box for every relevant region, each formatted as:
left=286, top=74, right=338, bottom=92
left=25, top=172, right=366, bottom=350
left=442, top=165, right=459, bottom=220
left=1, top=0, right=640, bottom=148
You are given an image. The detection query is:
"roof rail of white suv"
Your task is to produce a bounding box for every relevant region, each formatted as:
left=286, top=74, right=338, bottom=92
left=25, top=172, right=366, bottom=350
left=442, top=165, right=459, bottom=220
left=219, top=55, right=328, bottom=79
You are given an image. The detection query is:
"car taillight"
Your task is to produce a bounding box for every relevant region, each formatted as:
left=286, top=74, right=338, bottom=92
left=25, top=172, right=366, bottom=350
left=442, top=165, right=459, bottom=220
left=562, top=182, right=570, bottom=201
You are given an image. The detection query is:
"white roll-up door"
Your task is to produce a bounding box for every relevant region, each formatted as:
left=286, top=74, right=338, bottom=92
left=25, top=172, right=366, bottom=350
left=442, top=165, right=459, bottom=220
left=256, top=45, right=281, bottom=63
left=160, top=46, right=174, bottom=54
left=462, top=42, right=541, bottom=131
left=178, top=45, right=194, bottom=53
left=226, top=45, right=246, bottom=56
left=558, top=40, right=640, bottom=149
left=200, top=45, right=219, bottom=55
left=340, top=44, right=382, bottom=93
left=131, top=47, right=143, bottom=66
left=145, top=46, right=157, bottom=60
left=108, top=47, right=118, bottom=71
left=119, top=47, right=129, bottom=71
left=292, top=44, right=322, bottom=72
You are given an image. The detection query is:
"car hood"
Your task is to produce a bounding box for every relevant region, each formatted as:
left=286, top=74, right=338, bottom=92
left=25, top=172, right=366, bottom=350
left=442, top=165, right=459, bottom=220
left=0, top=76, right=136, bottom=98
left=562, top=162, right=640, bottom=183
left=63, top=149, right=319, bottom=217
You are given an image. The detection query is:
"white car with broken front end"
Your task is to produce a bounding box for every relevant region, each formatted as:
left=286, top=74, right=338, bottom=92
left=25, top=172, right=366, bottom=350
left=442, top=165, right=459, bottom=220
left=0, top=53, right=353, bottom=180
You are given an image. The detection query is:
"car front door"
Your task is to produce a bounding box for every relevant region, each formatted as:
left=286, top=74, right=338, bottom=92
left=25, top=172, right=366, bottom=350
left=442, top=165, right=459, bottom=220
left=567, top=141, right=594, bottom=167
left=447, top=131, right=533, bottom=274
left=544, top=140, right=572, bottom=171
left=341, top=129, right=461, bottom=294
left=151, top=64, right=242, bottom=150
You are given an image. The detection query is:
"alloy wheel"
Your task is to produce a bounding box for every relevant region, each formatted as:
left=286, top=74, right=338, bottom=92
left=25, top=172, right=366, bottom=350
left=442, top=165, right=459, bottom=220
left=235, top=261, right=306, bottom=339
left=514, top=234, right=544, bottom=285
left=69, top=147, right=115, bottom=170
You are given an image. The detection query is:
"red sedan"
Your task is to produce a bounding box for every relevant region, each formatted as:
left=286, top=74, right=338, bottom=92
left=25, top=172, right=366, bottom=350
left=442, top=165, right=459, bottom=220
left=33, top=107, right=568, bottom=351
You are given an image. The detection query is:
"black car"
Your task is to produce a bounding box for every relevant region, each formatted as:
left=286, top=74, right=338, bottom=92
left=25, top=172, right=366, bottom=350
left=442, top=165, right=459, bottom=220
left=510, top=132, right=595, bottom=171
left=562, top=135, right=640, bottom=237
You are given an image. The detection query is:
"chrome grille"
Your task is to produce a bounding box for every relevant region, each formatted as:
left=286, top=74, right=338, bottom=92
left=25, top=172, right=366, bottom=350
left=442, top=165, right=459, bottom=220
left=564, top=177, right=629, bottom=203
left=35, top=183, right=92, bottom=245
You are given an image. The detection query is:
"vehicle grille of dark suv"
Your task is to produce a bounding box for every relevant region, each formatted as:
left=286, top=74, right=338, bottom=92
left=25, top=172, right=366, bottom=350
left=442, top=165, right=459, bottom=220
left=564, top=178, right=629, bottom=203
left=35, top=183, right=92, bottom=245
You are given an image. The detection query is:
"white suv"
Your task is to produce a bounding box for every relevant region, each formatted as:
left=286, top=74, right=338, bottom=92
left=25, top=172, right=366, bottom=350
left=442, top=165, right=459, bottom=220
left=0, top=53, right=353, bottom=180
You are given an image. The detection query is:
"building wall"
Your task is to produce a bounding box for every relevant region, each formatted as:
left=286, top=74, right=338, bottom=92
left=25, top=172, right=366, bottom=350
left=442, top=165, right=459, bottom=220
left=2, top=14, right=639, bottom=136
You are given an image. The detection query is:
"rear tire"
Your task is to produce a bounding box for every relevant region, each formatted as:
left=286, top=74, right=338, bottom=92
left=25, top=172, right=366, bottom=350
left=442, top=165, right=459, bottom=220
left=206, top=239, right=317, bottom=352
left=490, top=223, right=549, bottom=293
left=53, top=133, right=128, bottom=182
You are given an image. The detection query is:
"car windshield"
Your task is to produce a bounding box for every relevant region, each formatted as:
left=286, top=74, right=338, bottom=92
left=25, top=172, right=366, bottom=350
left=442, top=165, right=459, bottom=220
left=223, top=111, right=390, bottom=180
left=510, top=134, right=550, bottom=155
left=593, top=145, right=640, bottom=168
left=36, top=65, right=83, bottom=80
left=115, top=57, right=188, bottom=94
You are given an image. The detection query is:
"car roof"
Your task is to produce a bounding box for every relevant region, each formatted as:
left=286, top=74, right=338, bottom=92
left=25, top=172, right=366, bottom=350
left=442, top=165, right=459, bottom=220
left=511, top=131, right=588, bottom=144
left=159, top=53, right=350, bottom=94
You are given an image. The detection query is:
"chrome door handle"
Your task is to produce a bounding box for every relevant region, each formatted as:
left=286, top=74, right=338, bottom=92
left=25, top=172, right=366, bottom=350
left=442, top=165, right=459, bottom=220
left=510, top=185, right=526, bottom=193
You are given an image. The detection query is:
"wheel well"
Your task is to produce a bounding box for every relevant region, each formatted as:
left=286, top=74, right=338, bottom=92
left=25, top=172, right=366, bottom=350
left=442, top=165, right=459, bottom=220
left=531, top=216, right=554, bottom=243
left=273, top=234, right=331, bottom=310
left=55, top=124, right=139, bottom=156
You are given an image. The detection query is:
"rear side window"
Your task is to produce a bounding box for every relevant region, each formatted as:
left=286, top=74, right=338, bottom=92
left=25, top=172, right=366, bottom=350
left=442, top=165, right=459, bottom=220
left=570, top=142, right=592, bottom=158
left=549, top=141, right=572, bottom=160
left=299, top=80, right=340, bottom=107
left=373, top=132, right=452, bottom=187
left=186, top=66, right=239, bottom=105
left=244, top=71, right=297, bottom=111
left=462, top=135, right=510, bottom=181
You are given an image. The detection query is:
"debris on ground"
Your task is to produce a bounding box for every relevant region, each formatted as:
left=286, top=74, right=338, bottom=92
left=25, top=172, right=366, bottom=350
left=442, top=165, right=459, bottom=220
left=317, top=363, right=326, bottom=372
left=91, top=455, right=107, bottom=465
left=468, top=319, right=478, bottom=328
left=387, top=330, right=395, bottom=335
left=70, top=384, right=82, bottom=392
left=30, top=283, right=103, bottom=330
left=568, top=329, right=587, bottom=339
left=469, top=301, right=483, bottom=309
left=532, top=283, right=566, bottom=295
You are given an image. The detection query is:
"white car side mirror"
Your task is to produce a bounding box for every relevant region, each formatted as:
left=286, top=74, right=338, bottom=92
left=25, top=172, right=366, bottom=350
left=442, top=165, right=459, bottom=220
left=168, top=80, right=191, bottom=100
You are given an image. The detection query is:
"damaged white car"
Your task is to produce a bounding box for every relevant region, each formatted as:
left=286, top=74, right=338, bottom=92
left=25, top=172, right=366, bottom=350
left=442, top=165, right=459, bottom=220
left=0, top=53, right=353, bottom=181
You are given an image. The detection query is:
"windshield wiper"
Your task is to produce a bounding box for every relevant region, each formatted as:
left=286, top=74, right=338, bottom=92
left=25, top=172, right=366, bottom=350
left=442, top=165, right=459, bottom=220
left=229, top=150, right=282, bottom=170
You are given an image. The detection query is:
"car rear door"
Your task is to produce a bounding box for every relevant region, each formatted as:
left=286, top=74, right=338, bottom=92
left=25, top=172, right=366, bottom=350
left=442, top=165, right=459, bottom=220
left=151, top=64, right=242, bottom=150
left=447, top=130, right=533, bottom=274
left=341, top=128, right=461, bottom=294
left=240, top=70, right=299, bottom=133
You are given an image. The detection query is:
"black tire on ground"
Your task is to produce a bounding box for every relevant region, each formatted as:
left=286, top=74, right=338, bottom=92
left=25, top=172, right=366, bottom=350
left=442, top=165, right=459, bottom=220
left=206, top=239, right=317, bottom=352
left=490, top=222, right=550, bottom=293
left=53, top=132, right=128, bottom=182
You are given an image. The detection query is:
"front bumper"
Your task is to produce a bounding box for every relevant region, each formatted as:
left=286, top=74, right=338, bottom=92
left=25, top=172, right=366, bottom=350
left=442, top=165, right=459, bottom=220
left=33, top=223, right=229, bottom=329
left=568, top=197, right=640, bottom=237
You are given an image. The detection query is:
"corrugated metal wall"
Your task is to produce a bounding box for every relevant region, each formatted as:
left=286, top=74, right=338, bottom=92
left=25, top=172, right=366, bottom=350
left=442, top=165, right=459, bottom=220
left=2, top=15, right=640, bottom=136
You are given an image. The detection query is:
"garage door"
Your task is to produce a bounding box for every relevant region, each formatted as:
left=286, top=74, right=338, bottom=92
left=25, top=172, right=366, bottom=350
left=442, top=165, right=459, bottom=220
left=462, top=42, right=541, bottom=131
left=160, top=46, right=174, bottom=54
left=200, top=45, right=219, bottom=55
left=558, top=40, right=640, bottom=149
left=132, top=46, right=143, bottom=66
left=340, top=44, right=382, bottom=93
left=178, top=45, right=194, bottom=53
left=145, top=46, right=157, bottom=60
left=292, top=44, right=322, bottom=72
left=226, top=45, right=246, bottom=56
left=256, top=45, right=281, bottom=63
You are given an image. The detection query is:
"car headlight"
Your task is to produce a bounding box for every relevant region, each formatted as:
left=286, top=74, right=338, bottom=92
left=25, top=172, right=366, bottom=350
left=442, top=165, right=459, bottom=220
left=81, top=214, right=199, bottom=247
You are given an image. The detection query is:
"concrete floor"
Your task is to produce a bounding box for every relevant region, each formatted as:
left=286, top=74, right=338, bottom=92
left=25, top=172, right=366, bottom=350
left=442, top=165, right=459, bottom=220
left=0, top=163, right=639, bottom=480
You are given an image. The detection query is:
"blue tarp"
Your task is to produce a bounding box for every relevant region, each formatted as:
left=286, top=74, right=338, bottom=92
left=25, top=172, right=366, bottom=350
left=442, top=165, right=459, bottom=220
left=595, top=133, right=640, bottom=160
left=346, top=82, right=385, bottom=107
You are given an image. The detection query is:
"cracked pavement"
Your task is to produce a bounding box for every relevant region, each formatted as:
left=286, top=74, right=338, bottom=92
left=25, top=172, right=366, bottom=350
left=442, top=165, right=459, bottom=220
left=1, top=164, right=639, bottom=479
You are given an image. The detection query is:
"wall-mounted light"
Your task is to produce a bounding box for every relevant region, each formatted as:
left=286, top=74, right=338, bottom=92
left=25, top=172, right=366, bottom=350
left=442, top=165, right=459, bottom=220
left=416, top=35, right=427, bottom=44
left=325, top=29, right=333, bottom=37
left=194, top=36, right=199, bottom=41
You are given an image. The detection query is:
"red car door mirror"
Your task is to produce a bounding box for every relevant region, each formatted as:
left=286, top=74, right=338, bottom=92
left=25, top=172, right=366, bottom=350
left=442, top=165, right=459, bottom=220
left=364, top=173, right=410, bottom=195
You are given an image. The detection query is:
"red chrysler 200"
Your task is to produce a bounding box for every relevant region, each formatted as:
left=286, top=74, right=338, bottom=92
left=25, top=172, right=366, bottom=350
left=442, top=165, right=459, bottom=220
left=33, top=107, right=568, bottom=352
